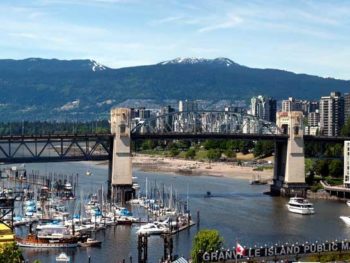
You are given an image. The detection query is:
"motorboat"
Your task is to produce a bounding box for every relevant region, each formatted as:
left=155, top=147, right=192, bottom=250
left=78, top=238, right=102, bottom=247
left=56, top=252, right=70, bottom=262
left=64, top=183, right=73, bottom=191
left=286, top=197, right=315, bottom=215
left=136, top=223, right=169, bottom=235
left=346, top=200, right=350, bottom=207
left=340, top=216, right=350, bottom=226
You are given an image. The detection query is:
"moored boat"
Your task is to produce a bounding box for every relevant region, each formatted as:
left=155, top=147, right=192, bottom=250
left=56, top=252, right=70, bottom=262
left=16, top=234, right=79, bottom=248
left=78, top=238, right=102, bottom=247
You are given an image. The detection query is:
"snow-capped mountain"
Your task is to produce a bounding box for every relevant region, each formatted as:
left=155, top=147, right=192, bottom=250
left=159, top=57, right=240, bottom=67
left=89, top=60, right=107, bottom=72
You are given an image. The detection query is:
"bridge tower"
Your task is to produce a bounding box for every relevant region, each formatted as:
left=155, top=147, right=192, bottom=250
left=110, top=108, right=134, bottom=204
left=271, top=111, right=308, bottom=197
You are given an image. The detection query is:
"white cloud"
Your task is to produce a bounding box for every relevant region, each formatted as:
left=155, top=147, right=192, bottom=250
left=198, top=14, right=243, bottom=33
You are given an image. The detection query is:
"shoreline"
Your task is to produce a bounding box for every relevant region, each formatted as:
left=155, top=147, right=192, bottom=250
left=131, top=154, right=273, bottom=181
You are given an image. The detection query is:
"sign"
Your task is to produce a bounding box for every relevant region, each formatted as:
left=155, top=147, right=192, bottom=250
left=202, top=240, right=350, bottom=262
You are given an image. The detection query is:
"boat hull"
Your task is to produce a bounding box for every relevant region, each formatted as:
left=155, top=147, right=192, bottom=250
left=287, top=205, right=314, bottom=215
left=17, top=242, right=78, bottom=248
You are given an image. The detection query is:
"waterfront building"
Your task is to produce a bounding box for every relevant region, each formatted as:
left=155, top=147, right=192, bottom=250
left=0, top=223, right=15, bottom=244
left=319, top=92, right=344, bottom=136
left=344, top=141, right=350, bottom=188
left=250, top=95, right=277, bottom=123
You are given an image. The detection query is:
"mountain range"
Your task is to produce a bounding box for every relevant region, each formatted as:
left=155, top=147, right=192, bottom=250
left=0, top=57, right=349, bottom=121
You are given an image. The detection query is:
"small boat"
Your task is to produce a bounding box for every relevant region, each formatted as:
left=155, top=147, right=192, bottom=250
left=56, top=252, right=70, bottom=262
left=78, top=238, right=102, bottom=247
left=286, top=197, right=315, bottom=215
left=346, top=200, right=350, bottom=207
left=340, top=216, right=350, bottom=226
left=136, top=223, right=169, bottom=235
left=64, top=183, right=73, bottom=191
left=86, top=171, right=92, bottom=176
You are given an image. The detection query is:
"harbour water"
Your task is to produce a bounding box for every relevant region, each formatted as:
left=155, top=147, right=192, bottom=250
left=6, top=161, right=350, bottom=262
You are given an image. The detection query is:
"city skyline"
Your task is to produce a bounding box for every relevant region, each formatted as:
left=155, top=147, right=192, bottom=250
left=1, top=0, right=350, bottom=79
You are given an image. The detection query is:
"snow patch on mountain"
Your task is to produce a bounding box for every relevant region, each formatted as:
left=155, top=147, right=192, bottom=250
left=90, top=60, right=107, bottom=71
left=158, top=57, right=239, bottom=67
left=58, top=100, right=80, bottom=111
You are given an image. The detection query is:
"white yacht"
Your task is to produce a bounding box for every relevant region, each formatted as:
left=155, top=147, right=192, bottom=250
left=286, top=197, right=315, bottom=215
left=136, top=223, right=169, bottom=235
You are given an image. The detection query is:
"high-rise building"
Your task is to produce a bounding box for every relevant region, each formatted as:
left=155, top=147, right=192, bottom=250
left=344, top=141, right=350, bottom=188
left=179, top=100, right=198, bottom=112
left=282, top=97, right=319, bottom=115
left=250, top=95, right=277, bottom=122
left=157, top=105, right=175, bottom=132
left=282, top=97, right=303, bottom=112
left=319, top=91, right=344, bottom=136
left=344, top=93, right=350, bottom=123
left=308, top=110, right=320, bottom=127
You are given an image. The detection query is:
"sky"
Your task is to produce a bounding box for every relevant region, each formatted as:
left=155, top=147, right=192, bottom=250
left=1, top=0, right=350, bottom=79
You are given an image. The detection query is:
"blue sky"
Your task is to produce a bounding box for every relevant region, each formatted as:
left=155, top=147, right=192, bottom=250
left=1, top=0, right=350, bottom=79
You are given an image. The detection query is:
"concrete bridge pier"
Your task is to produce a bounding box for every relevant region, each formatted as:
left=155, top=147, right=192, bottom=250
left=110, top=108, right=134, bottom=204
left=271, top=111, right=308, bottom=197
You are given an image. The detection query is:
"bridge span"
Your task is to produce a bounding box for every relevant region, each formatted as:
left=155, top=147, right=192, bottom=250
left=0, top=109, right=350, bottom=203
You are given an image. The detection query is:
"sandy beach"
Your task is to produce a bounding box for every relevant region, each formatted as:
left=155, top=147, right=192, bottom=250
left=132, top=154, right=273, bottom=181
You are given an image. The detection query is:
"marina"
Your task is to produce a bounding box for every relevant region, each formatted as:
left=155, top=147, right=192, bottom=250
left=0, top=161, right=349, bottom=262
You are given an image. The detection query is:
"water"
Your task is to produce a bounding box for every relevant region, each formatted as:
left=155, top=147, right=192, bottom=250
left=6, top=161, right=350, bottom=262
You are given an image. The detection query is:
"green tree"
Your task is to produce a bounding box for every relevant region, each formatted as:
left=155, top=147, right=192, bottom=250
left=169, top=147, right=180, bottom=157
left=141, top=140, right=156, bottom=151
left=305, top=159, right=314, bottom=174
left=207, top=149, right=221, bottom=161
left=341, top=118, right=350, bottom=136
left=203, top=140, right=220, bottom=150
left=253, top=141, right=274, bottom=157
left=223, top=150, right=235, bottom=158
left=329, top=159, right=343, bottom=178
left=185, top=148, right=196, bottom=159
left=0, top=242, right=23, bottom=263
left=191, top=229, right=223, bottom=263
left=313, top=160, right=329, bottom=177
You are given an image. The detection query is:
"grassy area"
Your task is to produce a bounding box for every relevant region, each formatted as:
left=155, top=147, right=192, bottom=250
left=236, top=153, right=255, bottom=160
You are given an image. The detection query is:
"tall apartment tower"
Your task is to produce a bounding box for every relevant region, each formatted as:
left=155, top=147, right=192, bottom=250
left=282, top=97, right=302, bottom=112
left=344, top=93, right=350, bottom=124
left=344, top=141, right=350, bottom=188
left=319, top=92, right=344, bottom=136
left=251, top=95, right=277, bottom=123
left=179, top=100, right=198, bottom=112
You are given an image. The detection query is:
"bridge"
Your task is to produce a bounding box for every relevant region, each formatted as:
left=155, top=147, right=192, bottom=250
left=0, top=108, right=349, bottom=203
